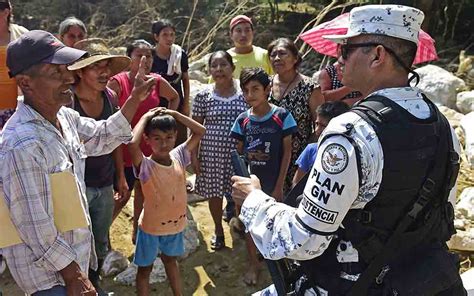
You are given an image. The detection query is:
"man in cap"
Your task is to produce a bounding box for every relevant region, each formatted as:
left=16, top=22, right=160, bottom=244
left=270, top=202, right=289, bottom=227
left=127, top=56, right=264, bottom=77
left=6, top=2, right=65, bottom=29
left=227, top=15, right=273, bottom=79
left=0, top=30, right=155, bottom=295
left=69, top=37, right=131, bottom=295
left=232, top=5, right=466, bottom=295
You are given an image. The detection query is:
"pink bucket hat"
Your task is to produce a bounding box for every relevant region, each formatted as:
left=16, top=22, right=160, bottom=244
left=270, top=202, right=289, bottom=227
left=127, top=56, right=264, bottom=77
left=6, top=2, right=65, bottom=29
left=230, top=15, right=253, bottom=31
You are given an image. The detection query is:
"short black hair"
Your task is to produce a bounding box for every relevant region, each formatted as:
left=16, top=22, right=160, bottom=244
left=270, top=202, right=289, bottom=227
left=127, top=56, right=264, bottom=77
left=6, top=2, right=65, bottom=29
left=208, top=50, right=234, bottom=69
left=0, top=1, right=11, bottom=25
left=267, top=38, right=302, bottom=68
left=316, top=101, right=350, bottom=120
left=151, top=19, right=175, bottom=36
left=144, top=114, right=177, bottom=135
left=361, top=34, right=417, bottom=71
left=240, top=67, right=271, bottom=89
left=126, top=39, right=153, bottom=57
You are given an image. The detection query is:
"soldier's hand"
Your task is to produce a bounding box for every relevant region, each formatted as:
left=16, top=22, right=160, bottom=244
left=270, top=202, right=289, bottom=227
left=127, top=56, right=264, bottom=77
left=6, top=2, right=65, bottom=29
left=131, top=56, right=156, bottom=102
left=231, top=175, right=261, bottom=206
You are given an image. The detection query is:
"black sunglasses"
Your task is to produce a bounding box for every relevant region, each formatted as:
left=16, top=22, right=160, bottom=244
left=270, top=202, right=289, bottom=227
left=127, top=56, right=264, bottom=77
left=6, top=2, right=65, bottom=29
left=339, top=42, right=386, bottom=60
left=339, top=42, right=420, bottom=85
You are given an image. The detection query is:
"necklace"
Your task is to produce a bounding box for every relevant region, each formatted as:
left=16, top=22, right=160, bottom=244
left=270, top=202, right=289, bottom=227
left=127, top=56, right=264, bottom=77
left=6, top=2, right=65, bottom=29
left=275, top=72, right=299, bottom=100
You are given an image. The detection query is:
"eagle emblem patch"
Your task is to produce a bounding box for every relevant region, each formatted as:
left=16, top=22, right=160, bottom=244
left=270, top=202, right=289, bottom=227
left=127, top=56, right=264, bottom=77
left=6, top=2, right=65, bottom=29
left=321, top=143, right=349, bottom=174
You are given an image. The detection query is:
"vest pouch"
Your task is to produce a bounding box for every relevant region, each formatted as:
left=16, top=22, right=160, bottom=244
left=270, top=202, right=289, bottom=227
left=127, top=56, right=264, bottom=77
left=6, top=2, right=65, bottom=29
left=375, top=244, right=463, bottom=296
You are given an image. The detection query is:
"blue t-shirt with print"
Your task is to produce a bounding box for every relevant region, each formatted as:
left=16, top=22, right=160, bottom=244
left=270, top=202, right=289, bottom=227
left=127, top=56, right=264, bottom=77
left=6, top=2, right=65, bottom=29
left=295, top=143, right=318, bottom=174
left=230, top=105, right=297, bottom=194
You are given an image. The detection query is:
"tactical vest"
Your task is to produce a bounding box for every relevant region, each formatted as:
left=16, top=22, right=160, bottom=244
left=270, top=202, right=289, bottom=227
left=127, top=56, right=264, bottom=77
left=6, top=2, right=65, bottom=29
left=299, top=95, right=461, bottom=295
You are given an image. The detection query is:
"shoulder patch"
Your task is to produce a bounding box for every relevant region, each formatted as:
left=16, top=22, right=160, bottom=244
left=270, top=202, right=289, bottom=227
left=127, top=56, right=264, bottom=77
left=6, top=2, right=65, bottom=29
left=321, top=143, right=349, bottom=174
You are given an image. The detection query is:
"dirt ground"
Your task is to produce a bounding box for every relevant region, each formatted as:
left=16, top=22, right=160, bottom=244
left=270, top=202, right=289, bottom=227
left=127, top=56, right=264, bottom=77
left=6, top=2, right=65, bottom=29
left=0, top=199, right=272, bottom=296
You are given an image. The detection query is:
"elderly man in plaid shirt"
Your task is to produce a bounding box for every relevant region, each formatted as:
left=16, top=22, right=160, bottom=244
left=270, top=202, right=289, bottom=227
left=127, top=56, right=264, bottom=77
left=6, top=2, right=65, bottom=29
left=0, top=30, right=156, bottom=296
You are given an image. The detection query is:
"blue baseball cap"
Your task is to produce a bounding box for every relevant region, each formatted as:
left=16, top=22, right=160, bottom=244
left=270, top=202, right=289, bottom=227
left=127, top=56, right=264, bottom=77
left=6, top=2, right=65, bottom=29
left=7, top=30, right=87, bottom=77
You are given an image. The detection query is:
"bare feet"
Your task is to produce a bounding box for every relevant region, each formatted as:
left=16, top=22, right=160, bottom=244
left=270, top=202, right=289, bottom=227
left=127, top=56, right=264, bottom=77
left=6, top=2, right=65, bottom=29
left=243, top=264, right=260, bottom=286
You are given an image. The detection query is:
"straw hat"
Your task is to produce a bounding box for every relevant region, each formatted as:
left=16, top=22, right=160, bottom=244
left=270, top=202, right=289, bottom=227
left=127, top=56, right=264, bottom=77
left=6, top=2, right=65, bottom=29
left=67, top=38, right=130, bottom=75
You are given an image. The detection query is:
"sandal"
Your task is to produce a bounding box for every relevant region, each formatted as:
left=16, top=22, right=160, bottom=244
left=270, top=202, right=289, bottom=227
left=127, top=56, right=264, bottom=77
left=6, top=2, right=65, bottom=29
left=210, top=235, right=225, bottom=250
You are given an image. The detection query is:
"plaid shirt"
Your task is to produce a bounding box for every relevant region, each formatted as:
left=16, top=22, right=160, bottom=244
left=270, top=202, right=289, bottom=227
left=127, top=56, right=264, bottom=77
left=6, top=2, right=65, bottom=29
left=0, top=101, right=131, bottom=294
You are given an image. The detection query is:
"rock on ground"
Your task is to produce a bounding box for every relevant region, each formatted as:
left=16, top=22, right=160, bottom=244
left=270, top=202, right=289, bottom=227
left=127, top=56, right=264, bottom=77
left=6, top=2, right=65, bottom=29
left=448, top=228, right=474, bottom=251
left=113, top=259, right=167, bottom=286
left=438, top=106, right=465, bottom=129
left=461, top=112, right=474, bottom=169
left=450, top=187, right=474, bottom=251
left=180, top=218, right=200, bottom=259
left=456, top=91, right=474, bottom=114
left=102, top=250, right=129, bottom=277
left=415, top=65, right=466, bottom=109
left=457, top=187, right=474, bottom=221
left=189, top=79, right=209, bottom=109
left=461, top=268, right=474, bottom=295
left=189, top=54, right=211, bottom=84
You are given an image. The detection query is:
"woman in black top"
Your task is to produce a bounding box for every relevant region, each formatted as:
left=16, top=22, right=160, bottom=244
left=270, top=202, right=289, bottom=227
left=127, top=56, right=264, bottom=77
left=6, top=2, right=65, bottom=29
left=151, top=19, right=190, bottom=146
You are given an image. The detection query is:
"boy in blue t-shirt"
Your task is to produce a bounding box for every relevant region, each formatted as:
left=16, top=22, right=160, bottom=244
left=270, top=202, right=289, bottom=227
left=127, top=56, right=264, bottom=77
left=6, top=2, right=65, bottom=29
left=230, top=67, right=296, bottom=285
left=292, top=101, right=350, bottom=186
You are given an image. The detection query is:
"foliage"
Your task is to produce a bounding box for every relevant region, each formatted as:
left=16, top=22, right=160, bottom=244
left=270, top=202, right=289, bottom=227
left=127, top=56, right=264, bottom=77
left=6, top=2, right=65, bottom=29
left=10, top=0, right=473, bottom=65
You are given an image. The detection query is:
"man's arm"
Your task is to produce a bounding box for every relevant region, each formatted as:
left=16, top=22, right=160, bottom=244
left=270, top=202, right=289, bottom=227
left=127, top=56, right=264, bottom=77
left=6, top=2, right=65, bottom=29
left=112, top=146, right=128, bottom=200
left=309, top=86, right=324, bottom=122
left=160, top=79, right=179, bottom=111
left=181, top=72, right=191, bottom=116
left=319, top=69, right=355, bottom=101
left=292, top=168, right=307, bottom=188
left=2, top=149, right=94, bottom=294
left=232, top=135, right=360, bottom=260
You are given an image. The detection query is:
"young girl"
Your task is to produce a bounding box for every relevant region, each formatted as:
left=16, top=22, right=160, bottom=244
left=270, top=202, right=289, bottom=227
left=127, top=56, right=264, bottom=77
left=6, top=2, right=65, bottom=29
left=151, top=20, right=190, bottom=146
left=129, top=107, right=205, bottom=296
left=191, top=51, right=248, bottom=250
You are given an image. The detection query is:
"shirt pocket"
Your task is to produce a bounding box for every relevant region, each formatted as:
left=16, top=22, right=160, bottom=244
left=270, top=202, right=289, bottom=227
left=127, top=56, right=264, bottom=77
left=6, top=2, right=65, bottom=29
left=73, top=142, right=88, bottom=160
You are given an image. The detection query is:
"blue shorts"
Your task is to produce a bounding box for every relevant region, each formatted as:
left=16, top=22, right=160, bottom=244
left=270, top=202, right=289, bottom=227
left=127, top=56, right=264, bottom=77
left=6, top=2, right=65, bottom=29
left=133, top=228, right=185, bottom=267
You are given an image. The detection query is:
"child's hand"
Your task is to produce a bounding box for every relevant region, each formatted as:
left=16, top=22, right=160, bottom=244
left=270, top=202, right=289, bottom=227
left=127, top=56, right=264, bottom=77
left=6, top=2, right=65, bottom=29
left=143, top=107, right=165, bottom=119
left=271, top=186, right=284, bottom=202
left=157, top=108, right=177, bottom=117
